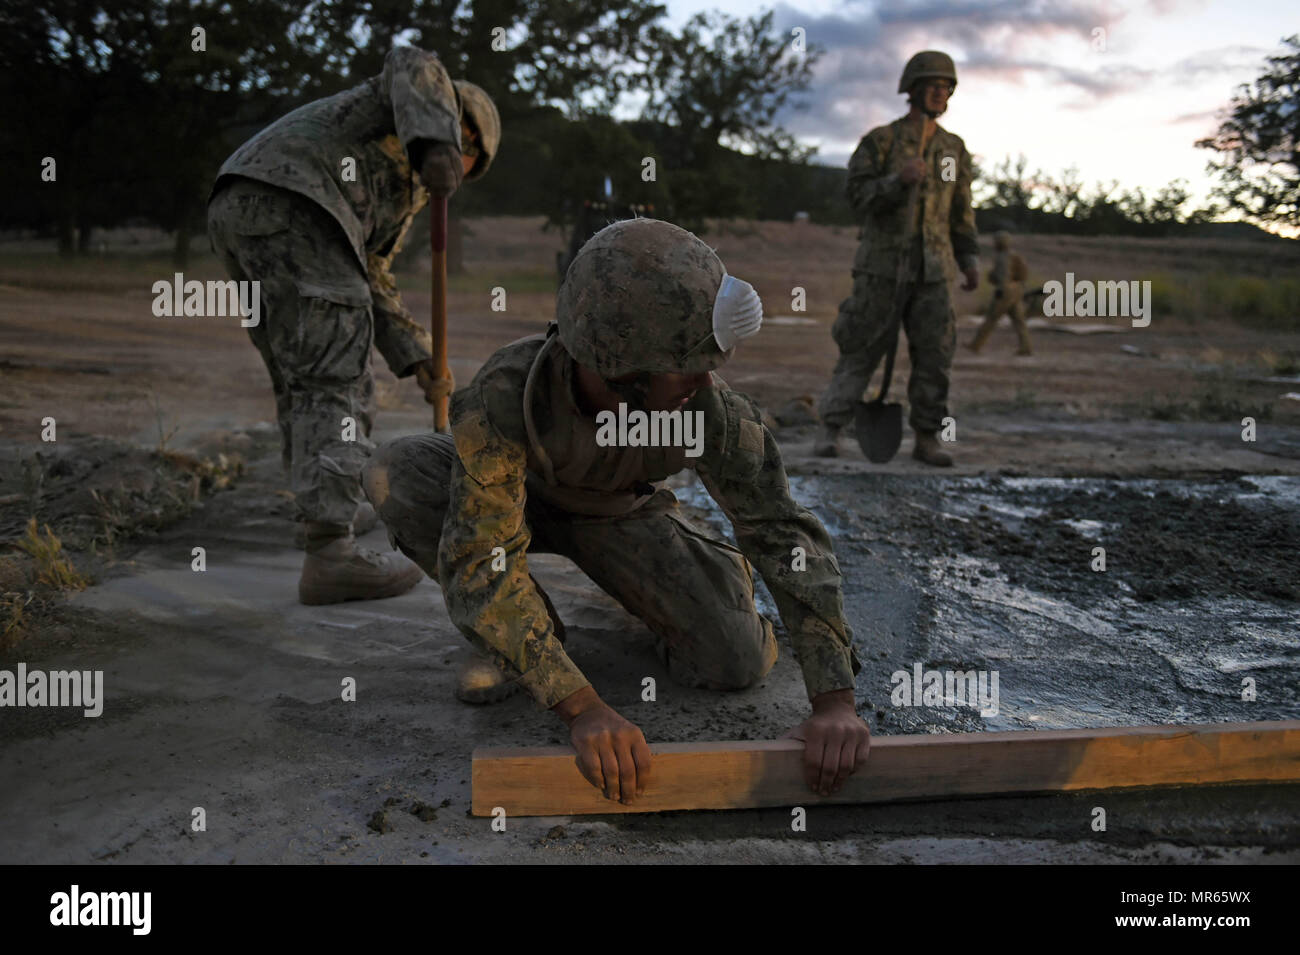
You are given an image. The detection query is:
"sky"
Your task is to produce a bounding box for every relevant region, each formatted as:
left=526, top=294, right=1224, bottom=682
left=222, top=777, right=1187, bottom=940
left=659, top=0, right=1295, bottom=210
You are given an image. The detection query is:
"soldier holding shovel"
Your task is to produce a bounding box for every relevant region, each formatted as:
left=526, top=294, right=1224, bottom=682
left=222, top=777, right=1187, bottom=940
left=206, top=46, right=500, bottom=604
left=814, top=51, right=979, bottom=466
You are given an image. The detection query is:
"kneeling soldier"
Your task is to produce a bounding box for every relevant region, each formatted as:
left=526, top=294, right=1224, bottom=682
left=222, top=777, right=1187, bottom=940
left=363, top=219, right=868, bottom=802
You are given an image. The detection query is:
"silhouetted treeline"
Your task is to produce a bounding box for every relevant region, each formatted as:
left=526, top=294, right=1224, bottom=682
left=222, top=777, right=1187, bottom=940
left=0, top=0, right=834, bottom=261
left=2, top=2, right=1288, bottom=261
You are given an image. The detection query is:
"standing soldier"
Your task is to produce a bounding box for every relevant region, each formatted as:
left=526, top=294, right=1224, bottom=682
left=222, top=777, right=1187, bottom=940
left=968, top=231, right=1032, bottom=355
left=362, top=219, right=868, bottom=803
left=206, top=46, right=500, bottom=604
left=814, top=50, right=979, bottom=467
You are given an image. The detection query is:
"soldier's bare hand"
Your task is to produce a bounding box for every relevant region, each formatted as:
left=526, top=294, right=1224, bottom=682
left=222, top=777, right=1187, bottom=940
left=782, top=688, right=870, bottom=796
left=413, top=359, right=454, bottom=406
left=554, top=687, right=652, bottom=804
left=961, top=266, right=979, bottom=291
left=899, top=157, right=927, bottom=185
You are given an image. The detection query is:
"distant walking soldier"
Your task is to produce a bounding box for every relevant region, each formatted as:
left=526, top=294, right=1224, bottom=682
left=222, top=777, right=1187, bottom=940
left=206, top=46, right=500, bottom=604
left=362, top=219, right=868, bottom=804
left=815, top=50, right=979, bottom=466
left=969, top=231, right=1032, bottom=355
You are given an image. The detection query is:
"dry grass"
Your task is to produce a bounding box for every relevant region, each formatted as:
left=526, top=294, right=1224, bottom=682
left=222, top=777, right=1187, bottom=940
left=0, top=444, right=244, bottom=649
left=16, top=517, right=90, bottom=590
left=1, top=518, right=90, bottom=651
left=90, top=449, right=245, bottom=550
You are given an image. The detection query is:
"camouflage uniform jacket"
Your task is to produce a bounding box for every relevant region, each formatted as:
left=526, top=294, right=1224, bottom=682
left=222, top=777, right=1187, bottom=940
left=210, top=46, right=461, bottom=377
left=989, top=249, right=1010, bottom=288
left=438, top=332, right=863, bottom=708
left=988, top=250, right=1027, bottom=289
left=846, top=117, right=979, bottom=283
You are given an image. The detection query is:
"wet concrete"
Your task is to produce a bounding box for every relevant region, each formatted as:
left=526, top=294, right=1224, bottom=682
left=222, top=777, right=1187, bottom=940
left=673, top=468, right=1300, bottom=737
left=0, top=420, right=1296, bottom=863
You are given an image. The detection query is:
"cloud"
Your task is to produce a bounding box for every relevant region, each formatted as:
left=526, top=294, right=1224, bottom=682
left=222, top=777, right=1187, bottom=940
left=1165, top=45, right=1270, bottom=83
left=1170, top=107, right=1221, bottom=124
left=958, top=49, right=1149, bottom=98
left=1145, top=0, right=1209, bottom=15
left=875, top=0, right=1109, bottom=37
left=770, top=0, right=1136, bottom=149
left=765, top=0, right=1272, bottom=163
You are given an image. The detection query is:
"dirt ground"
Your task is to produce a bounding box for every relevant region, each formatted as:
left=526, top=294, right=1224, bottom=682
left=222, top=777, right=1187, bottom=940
left=0, top=220, right=1297, bottom=864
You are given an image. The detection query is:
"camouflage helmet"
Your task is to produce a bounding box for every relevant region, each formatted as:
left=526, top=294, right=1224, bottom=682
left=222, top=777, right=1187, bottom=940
left=454, top=80, right=500, bottom=181
left=556, top=219, right=756, bottom=378
left=898, top=50, right=957, bottom=94
left=994, top=230, right=1011, bottom=250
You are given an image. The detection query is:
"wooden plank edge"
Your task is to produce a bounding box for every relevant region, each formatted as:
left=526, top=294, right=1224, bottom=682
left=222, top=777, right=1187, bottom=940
left=471, top=720, right=1300, bottom=817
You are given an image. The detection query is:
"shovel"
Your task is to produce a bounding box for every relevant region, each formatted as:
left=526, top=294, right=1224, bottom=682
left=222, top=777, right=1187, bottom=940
left=853, top=123, right=927, bottom=464
left=853, top=323, right=903, bottom=462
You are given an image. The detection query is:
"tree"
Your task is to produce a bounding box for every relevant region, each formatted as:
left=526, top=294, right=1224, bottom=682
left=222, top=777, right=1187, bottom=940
left=973, top=153, right=1205, bottom=236
left=132, top=2, right=337, bottom=266
left=637, top=7, right=820, bottom=223
left=299, top=0, right=668, bottom=270
left=0, top=1, right=334, bottom=263
left=976, top=154, right=1034, bottom=211
left=1038, top=166, right=1084, bottom=218
left=0, top=1, right=671, bottom=262
left=0, top=0, right=153, bottom=254
left=303, top=0, right=665, bottom=115
left=1197, top=34, right=1300, bottom=229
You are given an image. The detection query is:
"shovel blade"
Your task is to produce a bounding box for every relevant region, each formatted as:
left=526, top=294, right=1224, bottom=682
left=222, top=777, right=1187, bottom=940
left=854, top=399, right=903, bottom=463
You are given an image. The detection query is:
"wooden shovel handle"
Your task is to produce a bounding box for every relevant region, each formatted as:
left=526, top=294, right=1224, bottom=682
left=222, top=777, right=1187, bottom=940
left=430, top=196, right=450, bottom=432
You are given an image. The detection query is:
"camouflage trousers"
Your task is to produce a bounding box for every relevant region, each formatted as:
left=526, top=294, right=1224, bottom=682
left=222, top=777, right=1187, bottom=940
left=971, top=281, right=1031, bottom=352
left=207, top=177, right=375, bottom=528
left=362, top=433, right=778, bottom=692
left=817, top=271, right=957, bottom=434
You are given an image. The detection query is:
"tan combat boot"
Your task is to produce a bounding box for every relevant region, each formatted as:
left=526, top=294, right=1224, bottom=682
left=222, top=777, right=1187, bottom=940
left=813, top=424, right=841, bottom=457
left=968, top=316, right=996, bottom=353
left=912, top=431, right=954, bottom=467
left=456, top=579, right=567, bottom=704
left=298, top=522, right=423, bottom=605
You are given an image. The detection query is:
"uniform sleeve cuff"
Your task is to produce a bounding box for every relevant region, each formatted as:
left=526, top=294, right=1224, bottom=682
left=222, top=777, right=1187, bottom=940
left=957, top=254, right=979, bottom=274
left=374, top=321, right=433, bottom=378
left=802, top=666, right=857, bottom=701
left=516, top=650, right=593, bottom=710
left=796, top=631, right=861, bottom=701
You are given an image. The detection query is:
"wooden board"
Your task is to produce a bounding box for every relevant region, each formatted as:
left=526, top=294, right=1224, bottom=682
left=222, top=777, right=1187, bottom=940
left=471, top=720, right=1300, bottom=817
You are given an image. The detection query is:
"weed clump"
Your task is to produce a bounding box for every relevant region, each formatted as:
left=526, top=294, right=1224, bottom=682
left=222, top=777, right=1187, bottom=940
left=1, top=519, right=90, bottom=650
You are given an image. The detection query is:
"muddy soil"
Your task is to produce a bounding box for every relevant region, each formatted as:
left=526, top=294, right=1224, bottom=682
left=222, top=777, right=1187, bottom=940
left=882, top=474, right=1300, bottom=603
left=0, top=414, right=1295, bottom=864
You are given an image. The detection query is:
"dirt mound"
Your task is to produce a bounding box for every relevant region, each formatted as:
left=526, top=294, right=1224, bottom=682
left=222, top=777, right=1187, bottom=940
left=0, top=436, right=247, bottom=553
